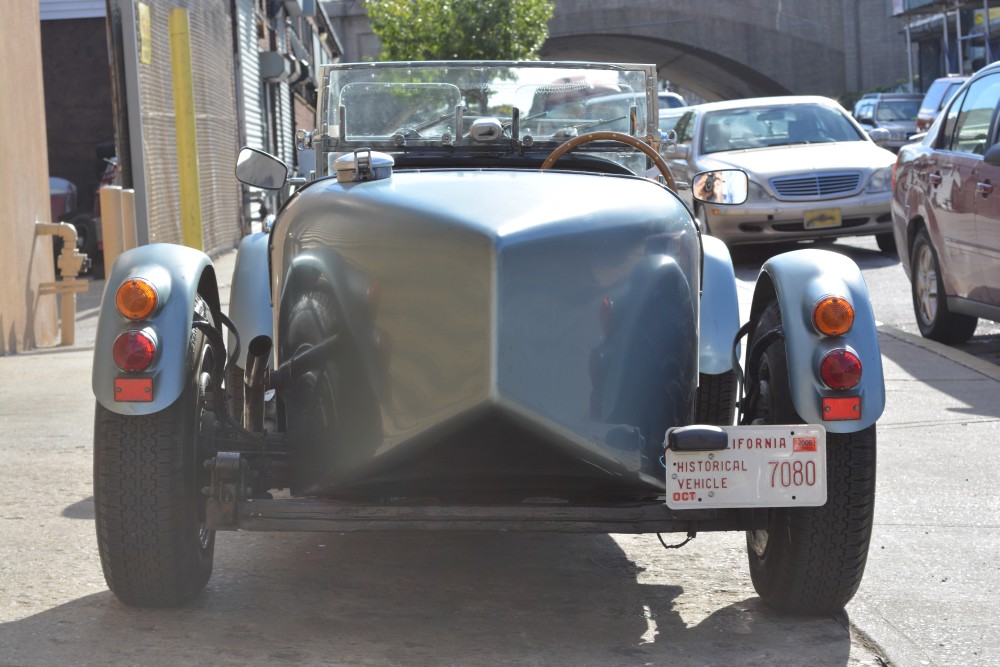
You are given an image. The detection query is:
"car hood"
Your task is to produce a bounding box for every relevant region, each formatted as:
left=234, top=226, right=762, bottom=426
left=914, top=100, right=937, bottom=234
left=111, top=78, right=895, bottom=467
left=698, top=142, right=895, bottom=178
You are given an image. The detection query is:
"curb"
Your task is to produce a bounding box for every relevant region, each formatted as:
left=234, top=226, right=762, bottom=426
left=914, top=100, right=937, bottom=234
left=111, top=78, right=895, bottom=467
left=877, top=324, right=1000, bottom=382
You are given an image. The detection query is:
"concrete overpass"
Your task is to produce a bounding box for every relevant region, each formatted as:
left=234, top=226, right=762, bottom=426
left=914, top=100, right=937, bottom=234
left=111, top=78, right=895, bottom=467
left=326, top=0, right=911, bottom=101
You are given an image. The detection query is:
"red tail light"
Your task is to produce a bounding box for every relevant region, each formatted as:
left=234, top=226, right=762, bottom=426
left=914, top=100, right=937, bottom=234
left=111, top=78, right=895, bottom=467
left=819, top=349, right=862, bottom=390
left=112, top=330, right=157, bottom=372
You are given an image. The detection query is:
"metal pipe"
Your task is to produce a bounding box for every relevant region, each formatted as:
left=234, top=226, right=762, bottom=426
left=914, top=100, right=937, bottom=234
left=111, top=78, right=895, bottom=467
left=906, top=24, right=914, bottom=92
left=35, top=222, right=89, bottom=346
left=243, top=335, right=273, bottom=433
left=943, top=12, right=951, bottom=73
left=957, top=9, right=964, bottom=75
left=986, top=0, right=994, bottom=64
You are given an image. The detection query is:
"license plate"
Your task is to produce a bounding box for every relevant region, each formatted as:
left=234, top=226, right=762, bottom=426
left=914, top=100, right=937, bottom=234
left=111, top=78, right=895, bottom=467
left=804, top=208, right=842, bottom=229
left=664, top=425, right=827, bottom=509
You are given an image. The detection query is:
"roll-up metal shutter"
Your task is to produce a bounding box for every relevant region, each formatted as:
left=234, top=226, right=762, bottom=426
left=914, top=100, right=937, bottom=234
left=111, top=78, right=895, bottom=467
left=236, top=0, right=264, bottom=151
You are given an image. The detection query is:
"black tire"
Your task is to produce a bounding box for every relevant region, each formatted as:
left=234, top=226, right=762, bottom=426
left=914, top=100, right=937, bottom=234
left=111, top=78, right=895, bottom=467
left=875, top=232, right=896, bottom=256
left=71, top=213, right=98, bottom=257
left=695, top=370, right=736, bottom=425
left=743, top=300, right=876, bottom=614
left=909, top=228, right=977, bottom=343
left=282, top=291, right=382, bottom=488
left=93, top=298, right=216, bottom=606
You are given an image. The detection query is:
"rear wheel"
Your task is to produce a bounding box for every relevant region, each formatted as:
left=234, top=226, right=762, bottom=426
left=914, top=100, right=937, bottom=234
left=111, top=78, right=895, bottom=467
left=695, top=370, right=736, bottom=425
left=93, top=298, right=216, bottom=606
left=743, top=300, right=876, bottom=614
left=910, top=228, right=977, bottom=343
left=71, top=213, right=98, bottom=257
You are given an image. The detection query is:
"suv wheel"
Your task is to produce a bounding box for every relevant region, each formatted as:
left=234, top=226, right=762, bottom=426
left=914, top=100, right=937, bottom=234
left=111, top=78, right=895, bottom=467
left=910, top=228, right=977, bottom=343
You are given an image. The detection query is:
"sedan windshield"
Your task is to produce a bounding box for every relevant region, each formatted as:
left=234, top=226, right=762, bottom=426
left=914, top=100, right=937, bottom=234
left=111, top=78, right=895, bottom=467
left=876, top=99, right=919, bottom=121
left=700, top=104, right=865, bottom=154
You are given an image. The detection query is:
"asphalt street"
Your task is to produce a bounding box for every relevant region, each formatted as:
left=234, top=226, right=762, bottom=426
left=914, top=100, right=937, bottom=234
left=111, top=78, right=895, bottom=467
left=1, top=247, right=998, bottom=666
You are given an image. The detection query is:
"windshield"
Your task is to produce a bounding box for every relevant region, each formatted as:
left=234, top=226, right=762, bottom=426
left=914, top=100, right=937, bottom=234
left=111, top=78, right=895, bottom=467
left=876, top=99, right=919, bottom=122
left=320, top=61, right=656, bottom=164
left=700, top=103, right=865, bottom=154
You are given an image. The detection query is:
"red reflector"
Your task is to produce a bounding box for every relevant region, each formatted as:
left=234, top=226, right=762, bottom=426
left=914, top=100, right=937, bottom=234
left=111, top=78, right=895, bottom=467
left=820, top=349, right=862, bottom=390
left=822, top=396, right=861, bottom=420
left=114, top=377, right=153, bottom=402
left=112, top=330, right=157, bottom=372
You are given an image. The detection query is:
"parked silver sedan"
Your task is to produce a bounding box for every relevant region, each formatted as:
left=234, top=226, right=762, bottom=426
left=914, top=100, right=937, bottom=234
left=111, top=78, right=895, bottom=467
left=664, top=96, right=898, bottom=252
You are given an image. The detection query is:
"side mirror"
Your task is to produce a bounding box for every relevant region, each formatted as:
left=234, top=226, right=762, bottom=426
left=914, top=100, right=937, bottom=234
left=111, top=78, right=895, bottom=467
left=867, top=127, right=891, bottom=145
left=235, top=147, right=288, bottom=190
left=984, top=143, right=1000, bottom=166
left=691, top=169, right=748, bottom=205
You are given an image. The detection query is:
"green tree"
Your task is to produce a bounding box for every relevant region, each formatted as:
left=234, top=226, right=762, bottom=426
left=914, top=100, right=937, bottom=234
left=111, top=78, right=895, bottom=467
left=364, top=0, right=554, bottom=61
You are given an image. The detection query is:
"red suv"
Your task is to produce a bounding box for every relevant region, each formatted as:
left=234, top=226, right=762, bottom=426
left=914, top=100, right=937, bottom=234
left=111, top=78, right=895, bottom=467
left=891, top=63, right=1000, bottom=343
left=915, top=75, right=969, bottom=133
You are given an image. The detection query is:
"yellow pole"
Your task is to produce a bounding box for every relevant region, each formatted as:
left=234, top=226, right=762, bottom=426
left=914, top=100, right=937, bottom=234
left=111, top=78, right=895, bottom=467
left=169, top=8, right=203, bottom=250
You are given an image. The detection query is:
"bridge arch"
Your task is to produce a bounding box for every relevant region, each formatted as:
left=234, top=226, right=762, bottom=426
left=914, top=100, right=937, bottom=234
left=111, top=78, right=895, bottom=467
left=541, top=34, right=790, bottom=102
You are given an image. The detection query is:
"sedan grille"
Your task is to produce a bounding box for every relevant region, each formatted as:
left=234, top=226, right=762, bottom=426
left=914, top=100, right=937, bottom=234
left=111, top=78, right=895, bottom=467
left=770, top=172, right=862, bottom=199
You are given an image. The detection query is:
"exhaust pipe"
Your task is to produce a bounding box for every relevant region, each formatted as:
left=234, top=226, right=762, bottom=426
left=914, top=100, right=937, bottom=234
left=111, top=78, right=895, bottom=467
left=243, top=335, right=272, bottom=433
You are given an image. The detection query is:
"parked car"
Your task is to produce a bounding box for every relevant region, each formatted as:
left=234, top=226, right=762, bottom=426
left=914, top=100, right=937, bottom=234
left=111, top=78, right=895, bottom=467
left=891, top=62, right=1000, bottom=343
left=664, top=96, right=898, bottom=252
left=659, top=90, right=686, bottom=109
left=658, top=105, right=689, bottom=137
left=91, top=61, right=884, bottom=614
left=915, top=75, right=969, bottom=133
left=853, top=92, right=922, bottom=151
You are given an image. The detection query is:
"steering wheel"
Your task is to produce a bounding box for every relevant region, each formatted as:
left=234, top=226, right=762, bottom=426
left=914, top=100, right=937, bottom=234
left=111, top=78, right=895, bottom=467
left=539, top=131, right=677, bottom=191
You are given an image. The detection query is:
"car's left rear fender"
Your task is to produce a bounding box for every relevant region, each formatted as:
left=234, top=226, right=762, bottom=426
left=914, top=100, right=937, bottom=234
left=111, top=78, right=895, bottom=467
left=92, top=243, right=220, bottom=415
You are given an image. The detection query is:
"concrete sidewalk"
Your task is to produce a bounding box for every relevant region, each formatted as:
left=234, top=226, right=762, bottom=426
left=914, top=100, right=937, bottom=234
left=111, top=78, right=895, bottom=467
left=2, top=249, right=999, bottom=666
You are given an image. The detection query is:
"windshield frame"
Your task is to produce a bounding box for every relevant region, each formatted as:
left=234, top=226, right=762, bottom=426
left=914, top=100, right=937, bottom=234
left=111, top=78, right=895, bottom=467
left=315, top=60, right=659, bottom=177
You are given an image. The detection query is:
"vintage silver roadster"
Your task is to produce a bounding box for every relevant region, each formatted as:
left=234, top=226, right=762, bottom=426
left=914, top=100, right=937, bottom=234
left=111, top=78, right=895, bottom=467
left=92, top=61, right=883, bottom=613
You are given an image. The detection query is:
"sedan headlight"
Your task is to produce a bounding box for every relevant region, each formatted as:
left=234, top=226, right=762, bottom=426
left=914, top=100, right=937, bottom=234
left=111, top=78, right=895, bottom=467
left=747, top=180, right=772, bottom=202
left=866, top=166, right=893, bottom=193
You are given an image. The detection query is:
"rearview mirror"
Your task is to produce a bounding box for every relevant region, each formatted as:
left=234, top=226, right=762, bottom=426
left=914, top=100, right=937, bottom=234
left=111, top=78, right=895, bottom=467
left=691, top=169, right=748, bottom=205
left=235, top=147, right=288, bottom=190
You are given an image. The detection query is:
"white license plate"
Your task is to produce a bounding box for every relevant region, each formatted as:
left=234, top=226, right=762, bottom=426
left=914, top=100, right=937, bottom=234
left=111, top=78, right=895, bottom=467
left=664, top=425, right=827, bottom=509
left=804, top=208, right=842, bottom=229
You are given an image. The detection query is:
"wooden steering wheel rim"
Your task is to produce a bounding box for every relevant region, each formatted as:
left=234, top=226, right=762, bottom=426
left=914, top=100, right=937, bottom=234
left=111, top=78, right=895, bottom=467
left=539, top=131, right=677, bottom=191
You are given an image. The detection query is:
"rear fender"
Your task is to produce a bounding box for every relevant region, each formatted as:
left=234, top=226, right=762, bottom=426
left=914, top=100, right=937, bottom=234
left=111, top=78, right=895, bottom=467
left=750, top=249, right=884, bottom=433
left=92, top=243, right=218, bottom=416
left=227, top=232, right=274, bottom=368
left=699, top=235, right=740, bottom=375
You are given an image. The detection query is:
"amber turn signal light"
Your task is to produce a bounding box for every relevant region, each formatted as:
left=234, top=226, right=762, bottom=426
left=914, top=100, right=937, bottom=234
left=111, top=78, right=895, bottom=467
left=813, top=296, right=854, bottom=336
left=116, top=278, right=158, bottom=321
